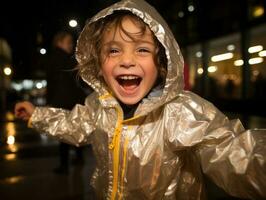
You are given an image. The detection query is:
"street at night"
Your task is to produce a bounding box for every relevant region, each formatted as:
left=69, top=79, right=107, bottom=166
left=1, top=0, right=266, bottom=199
left=0, top=112, right=96, bottom=200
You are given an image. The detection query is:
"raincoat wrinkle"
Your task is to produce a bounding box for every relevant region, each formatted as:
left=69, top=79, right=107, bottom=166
left=30, top=0, right=266, bottom=199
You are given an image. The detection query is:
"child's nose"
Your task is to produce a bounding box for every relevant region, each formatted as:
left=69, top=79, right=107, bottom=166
left=119, top=52, right=136, bottom=68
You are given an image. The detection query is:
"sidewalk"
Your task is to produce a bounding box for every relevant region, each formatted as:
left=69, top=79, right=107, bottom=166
left=0, top=112, right=96, bottom=200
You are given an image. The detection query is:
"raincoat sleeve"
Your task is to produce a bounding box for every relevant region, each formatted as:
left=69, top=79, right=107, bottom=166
left=193, top=98, right=266, bottom=199
left=29, top=94, right=98, bottom=146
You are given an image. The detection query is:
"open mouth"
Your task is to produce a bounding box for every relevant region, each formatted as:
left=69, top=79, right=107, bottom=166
left=116, top=75, right=142, bottom=91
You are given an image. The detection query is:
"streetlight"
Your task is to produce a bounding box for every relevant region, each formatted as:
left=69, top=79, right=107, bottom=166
left=3, top=66, right=12, bottom=76
left=188, top=5, right=195, bottom=12
left=69, top=19, right=78, bottom=28
left=7, top=135, right=15, bottom=145
left=36, top=82, right=43, bottom=89
left=40, top=48, right=46, bottom=55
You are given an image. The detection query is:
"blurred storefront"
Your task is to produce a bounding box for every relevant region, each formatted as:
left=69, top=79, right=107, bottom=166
left=184, top=1, right=265, bottom=98
left=187, top=24, right=266, bottom=100
left=170, top=0, right=266, bottom=116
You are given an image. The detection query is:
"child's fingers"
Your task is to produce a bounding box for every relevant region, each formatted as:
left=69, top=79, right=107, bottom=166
left=14, top=108, right=22, bottom=118
left=15, top=110, right=25, bottom=119
left=14, top=101, right=34, bottom=120
left=15, top=108, right=22, bottom=117
left=16, top=110, right=30, bottom=121
left=14, top=103, right=27, bottom=118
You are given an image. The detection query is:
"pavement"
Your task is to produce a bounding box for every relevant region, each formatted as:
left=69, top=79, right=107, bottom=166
left=0, top=111, right=265, bottom=200
left=0, top=112, right=96, bottom=200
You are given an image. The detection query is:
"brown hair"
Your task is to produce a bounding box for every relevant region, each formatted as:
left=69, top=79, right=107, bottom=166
left=77, top=11, right=167, bottom=85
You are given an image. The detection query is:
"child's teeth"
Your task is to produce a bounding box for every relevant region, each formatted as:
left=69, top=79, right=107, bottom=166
left=120, top=76, right=138, bottom=80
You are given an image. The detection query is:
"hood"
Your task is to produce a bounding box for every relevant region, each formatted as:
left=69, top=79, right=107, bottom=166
left=76, top=0, right=184, bottom=116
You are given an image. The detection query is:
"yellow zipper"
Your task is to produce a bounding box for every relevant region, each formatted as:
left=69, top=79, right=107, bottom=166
left=110, top=105, right=123, bottom=200
left=99, top=93, right=123, bottom=200
left=118, top=134, right=130, bottom=200
left=100, top=93, right=138, bottom=200
left=109, top=111, right=136, bottom=200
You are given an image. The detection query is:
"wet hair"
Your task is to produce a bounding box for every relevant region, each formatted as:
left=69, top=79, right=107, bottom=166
left=52, top=31, right=72, bottom=48
left=77, top=10, right=167, bottom=85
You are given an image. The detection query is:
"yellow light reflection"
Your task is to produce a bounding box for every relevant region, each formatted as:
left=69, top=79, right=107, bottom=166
left=5, top=153, right=16, bottom=161
left=234, top=60, right=244, bottom=66
left=6, top=122, right=16, bottom=136
left=4, top=176, right=24, bottom=184
left=249, top=57, right=263, bottom=65
left=208, top=66, right=217, bottom=73
left=253, top=6, right=264, bottom=18
left=248, top=45, right=263, bottom=53
left=259, top=50, right=266, bottom=57
left=8, top=144, right=18, bottom=153
left=6, top=111, right=15, bottom=121
left=5, top=122, right=18, bottom=152
left=211, top=53, right=233, bottom=62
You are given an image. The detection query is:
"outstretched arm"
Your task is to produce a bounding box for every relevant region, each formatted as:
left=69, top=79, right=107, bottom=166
left=167, top=92, right=266, bottom=199
left=195, top=112, right=266, bottom=199
left=15, top=97, right=97, bottom=146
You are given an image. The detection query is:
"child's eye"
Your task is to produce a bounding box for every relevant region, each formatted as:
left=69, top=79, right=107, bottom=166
left=137, top=48, right=150, bottom=53
left=108, top=48, right=120, bottom=55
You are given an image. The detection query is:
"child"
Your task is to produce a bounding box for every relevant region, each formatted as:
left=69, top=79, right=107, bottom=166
left=15, top=0, right=266, bottom=199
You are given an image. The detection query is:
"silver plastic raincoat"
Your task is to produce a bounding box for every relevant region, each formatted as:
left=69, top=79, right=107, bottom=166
left=30, top=0, right=266, bottom=199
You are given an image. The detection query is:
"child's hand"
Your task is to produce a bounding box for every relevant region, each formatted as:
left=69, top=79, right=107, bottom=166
left=14, top=101, right=35, bottom=121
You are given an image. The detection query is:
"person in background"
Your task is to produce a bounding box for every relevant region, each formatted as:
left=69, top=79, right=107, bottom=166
left=46, top=31, right=86, bottom=174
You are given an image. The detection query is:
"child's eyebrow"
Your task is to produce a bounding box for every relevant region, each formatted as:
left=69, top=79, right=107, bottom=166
left=135, top=40, right=155, bottom=45
left=103, top=40, right=155, bottom=46
left=102, top=41, right=121, bottom=47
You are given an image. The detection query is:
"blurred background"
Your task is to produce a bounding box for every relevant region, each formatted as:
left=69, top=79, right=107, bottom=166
left=0, top=0, right=266, bottom=199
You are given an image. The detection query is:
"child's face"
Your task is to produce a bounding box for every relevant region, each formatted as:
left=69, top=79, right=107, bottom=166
left=100, top=16, right=158, bottom=105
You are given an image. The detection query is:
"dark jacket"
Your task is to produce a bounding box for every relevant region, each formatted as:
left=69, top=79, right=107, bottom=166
left=46, top=47, right=85, bottom=109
